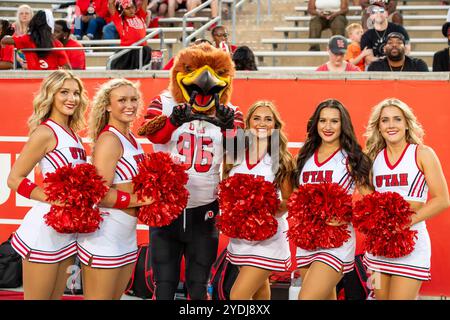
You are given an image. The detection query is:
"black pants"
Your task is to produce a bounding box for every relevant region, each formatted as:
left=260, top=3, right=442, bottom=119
left=149, top=200, right=219, bottom=300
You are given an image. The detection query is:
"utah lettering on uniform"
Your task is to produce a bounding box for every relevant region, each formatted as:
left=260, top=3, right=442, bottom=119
left=133, top=153, right=145, bottom=164
left=375, top=173, right=408, bottom=188
left=302, top=170, right=333, bottom=184
left=69, top=147, right=87, bottom=161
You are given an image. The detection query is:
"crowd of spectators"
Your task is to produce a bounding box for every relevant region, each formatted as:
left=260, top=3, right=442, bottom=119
left=0, top=0, right=449, bottom=72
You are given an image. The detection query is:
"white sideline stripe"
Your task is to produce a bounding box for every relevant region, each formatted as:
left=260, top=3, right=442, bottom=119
left=0, top=136, right=304, bottom=148
left=0, top=218, right=149, bottom=229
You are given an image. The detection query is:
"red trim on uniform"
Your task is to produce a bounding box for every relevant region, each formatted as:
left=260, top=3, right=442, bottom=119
left=50, top=150, right=68, bottom=167
left=297, top=252, right=355, bottom=273
left=384, top=143, right=410, bottom=170
left=41, top=122, right=59, bottom=151
left=227, top=254, right=291, bottom=271
left=314, top=148, right=341, bottom=168
left=245, top=149, right=266, bottom=170
left=415, top=177, right=426, bottom=197
left=116, top=165, right=129, bottom=180
left=145, top=118, right=178, bottom=144
left=118, top=158, right=135, bottom=178
left=410, top=174, right=424, bottom=199
left=363, top=255, right=430, bottom=280
left=11, top=234, right=29, bottom=258
left=46, top=152, right=62, bottom=169
left=108, top=124, right=138, bottom=149
left=101, top=125, right=125, bottom=156
left=414, top=144, right=425, bottom=175
left=77, top=244, right=137, bottom=268
left=47, top=119, right=79, bottom=143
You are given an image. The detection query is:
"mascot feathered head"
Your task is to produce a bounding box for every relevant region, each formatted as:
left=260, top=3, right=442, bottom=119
left=169, top=42, right=235, bottom=114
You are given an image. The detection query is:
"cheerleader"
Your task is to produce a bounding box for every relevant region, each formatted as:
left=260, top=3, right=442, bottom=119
left=363, top=98, right=449, bottom=300
left=223, top=100, right=295, bottom=300
left=293, top=99, right=372, bottom=300
left=77, top=79, right=152, bottom=300
left=7, top=70, right=88, bottom=299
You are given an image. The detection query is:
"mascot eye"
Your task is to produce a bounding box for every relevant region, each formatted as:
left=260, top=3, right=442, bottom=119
left=184, top=65, right=192, bottom=73
left=217, top=69, right=227, bottom=77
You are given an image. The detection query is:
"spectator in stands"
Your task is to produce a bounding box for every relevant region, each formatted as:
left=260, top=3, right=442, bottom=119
left=344, top=22, right=370, bottom=70
left=316, top=35, right=361, bottom=71
left=0, top=20, right=15, bottom=70
left=12, top=5, right=34, bottom=69
left=109, top=0, right=152, bottom=69
left=360, top=0, right=402, bottom=31
left=168, top=0, right=200, bottom=24
left=232, top=46, right=258, bottom=71
left=367, top=32, right=428, bottom=71
left=307, top=0, right=349, bottom=51
left=360, top=0, right=409, bottom=67
left=1, top=10, right=71, bottom=70
left=211, top=25, right=237, bottom=55
left=162, top=38, right=211, bottom=70
left=148, top=0, right=169, bottom=17
left=54, top=20, right=86, bottom=70
left=208, top=0, right=219, bottom=30
left=432, top=22, right=450, bottom=72
left=12, top=5, right=33, bottom=36
left=74, top=0, right=110, bottom=40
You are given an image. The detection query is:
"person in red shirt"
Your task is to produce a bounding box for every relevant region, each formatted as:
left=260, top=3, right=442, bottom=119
left=211, top=26, right=237, bottom=55
left=0, top=19, right=15, bottom=70
left=74, top=0, right=110, bottom=40
left=109, top=0, right=151, bottom=69
left=1, top=10, right=71, bottom=70
left=54, top=20, right=86, bottom=70
left=316, top=35, right=361, bottom=72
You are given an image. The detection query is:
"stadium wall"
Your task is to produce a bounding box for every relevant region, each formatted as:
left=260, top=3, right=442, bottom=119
left=1, top=71, right=449, bottom=296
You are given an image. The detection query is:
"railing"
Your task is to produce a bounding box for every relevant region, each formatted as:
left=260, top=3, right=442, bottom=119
left=106, top=29, right=164, bottom=70
left=182, top=0, right=221, bottom=47
left=13, top=46, right=143, bottom=70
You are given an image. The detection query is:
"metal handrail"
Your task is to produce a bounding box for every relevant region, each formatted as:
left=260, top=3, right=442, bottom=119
left=182, top=0, right=222, bottom=47
left=106, top=29, right=164, bottom=70
left=231, top=0, right=249, bottom=44
left=13, top=46, right=142, bottom=70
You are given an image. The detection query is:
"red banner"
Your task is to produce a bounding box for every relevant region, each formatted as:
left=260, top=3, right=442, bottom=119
left=1, top=77, right=449, bottom=296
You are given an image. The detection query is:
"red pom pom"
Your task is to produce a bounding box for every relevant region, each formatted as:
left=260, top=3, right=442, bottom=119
left=43, top=163, right=108, bottom=233
left=287, top=183, right=353, bottom=251
left=216, top=174, right=280, bottom=241
left=353, top=191, right=418, bottom=258
left=133, top=152, right=189, bottom=227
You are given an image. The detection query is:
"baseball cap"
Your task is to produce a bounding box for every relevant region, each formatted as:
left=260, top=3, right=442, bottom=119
left=386, top=32, right=406, bottom=45
left=328, top=35, right=348, bottom=55
left=370, top=0, right=388, bottom=8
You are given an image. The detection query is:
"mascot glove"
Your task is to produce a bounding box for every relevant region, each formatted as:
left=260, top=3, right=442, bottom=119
left=169, top=103, right=194, bottom=127
left=215, top=104, right=235, bottom=130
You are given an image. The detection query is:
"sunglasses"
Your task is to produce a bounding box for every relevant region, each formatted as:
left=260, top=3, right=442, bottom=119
left=370, top=7, right=386, bottom=14
left=215, top=33, right=228, bottom=38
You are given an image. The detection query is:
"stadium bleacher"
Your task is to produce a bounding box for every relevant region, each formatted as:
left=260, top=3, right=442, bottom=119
left=0, top=0, right=449, bottom=70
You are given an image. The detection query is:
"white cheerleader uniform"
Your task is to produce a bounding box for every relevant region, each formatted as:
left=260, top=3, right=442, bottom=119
left=77, top=125, right=144, bottom=268
left=364, top=143, right=431, bottom=281
left=225, top=152, right=291, bottom=272
left=11, top=119, right=87, bottom=263
left=296, top=148, right=356, bottom=274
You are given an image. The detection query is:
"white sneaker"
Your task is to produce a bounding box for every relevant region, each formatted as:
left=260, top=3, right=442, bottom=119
left=82, top=35, right=91, bottom=41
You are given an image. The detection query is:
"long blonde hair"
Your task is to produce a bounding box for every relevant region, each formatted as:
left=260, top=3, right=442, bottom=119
left=28, top=70, right=88, bottom=134
left=88, top=78, right=143, bottom=143
left=364, top=98, right=424, bottom=160
left=223, top=100, right=294, bottom=186
left=14, top=5, right=33, bottom=36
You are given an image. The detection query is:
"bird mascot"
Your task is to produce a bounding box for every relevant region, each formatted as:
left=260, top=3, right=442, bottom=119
left=138, top=42, right=243, bottom=300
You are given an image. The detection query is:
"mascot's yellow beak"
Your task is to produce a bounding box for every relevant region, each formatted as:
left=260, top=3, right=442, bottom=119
left=176, top=65, right=230, bottom=113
